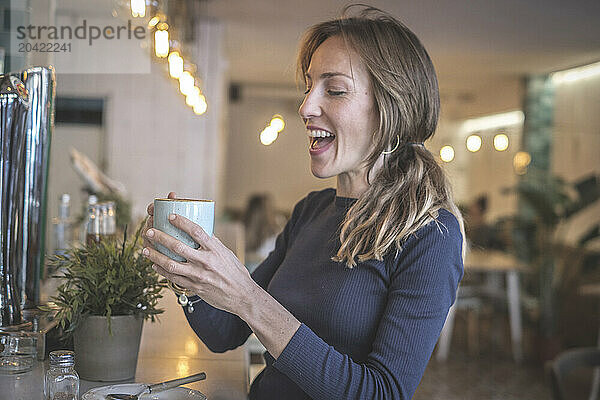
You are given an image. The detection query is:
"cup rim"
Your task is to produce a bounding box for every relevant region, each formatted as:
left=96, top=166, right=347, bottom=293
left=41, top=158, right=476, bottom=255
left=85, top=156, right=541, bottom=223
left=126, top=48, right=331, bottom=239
left=154, top=198, right=214, bottom=203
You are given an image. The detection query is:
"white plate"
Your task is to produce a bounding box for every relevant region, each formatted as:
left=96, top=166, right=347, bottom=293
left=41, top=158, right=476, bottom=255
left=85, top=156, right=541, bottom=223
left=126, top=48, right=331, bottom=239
left=82, top=383, right=207, bottom=400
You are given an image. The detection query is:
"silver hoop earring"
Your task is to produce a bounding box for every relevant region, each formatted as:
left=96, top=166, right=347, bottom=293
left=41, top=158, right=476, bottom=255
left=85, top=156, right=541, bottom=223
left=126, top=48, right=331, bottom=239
left=382, top=135, right=400, bottom=155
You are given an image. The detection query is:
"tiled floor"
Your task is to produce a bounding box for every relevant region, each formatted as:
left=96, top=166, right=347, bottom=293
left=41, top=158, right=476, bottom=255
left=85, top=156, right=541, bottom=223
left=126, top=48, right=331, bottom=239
left=246, top=297, right=597, bottom=399
left=414, top=304, right=551, bottom=400
left=414, top=354, right=549, bottom=400
left=249, top=306, right=555, bottom=399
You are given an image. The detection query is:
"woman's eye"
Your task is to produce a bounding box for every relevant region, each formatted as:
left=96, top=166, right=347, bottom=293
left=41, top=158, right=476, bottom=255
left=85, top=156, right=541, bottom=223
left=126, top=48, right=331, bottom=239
left=327, top=90, right=346, bottom=96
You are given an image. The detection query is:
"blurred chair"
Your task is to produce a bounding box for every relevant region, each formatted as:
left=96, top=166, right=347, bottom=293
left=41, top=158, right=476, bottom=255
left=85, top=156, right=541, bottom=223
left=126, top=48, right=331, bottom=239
left=437, top=249, right=526, bottom=363
left=436, top=284, right=482, bottom=361
left=549, top=347, right=600, bottom=400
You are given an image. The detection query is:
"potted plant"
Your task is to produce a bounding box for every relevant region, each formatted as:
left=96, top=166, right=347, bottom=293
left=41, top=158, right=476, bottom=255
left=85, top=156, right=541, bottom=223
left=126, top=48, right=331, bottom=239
left=42, top=223, right=166, bottom=381
left=509, top=172, right=600, bottom=360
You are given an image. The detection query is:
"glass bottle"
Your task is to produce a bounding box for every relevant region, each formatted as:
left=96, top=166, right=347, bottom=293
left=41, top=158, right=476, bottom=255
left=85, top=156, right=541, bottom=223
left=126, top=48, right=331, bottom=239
left=52, top=194, right=72, bottom=256
left=85, top=204, right=102, bottom=245
left=44, top=350, right=79, bottom=400
left=79, top=194, right=98, bottom=244
left=101, top=201, right=117, bottom=241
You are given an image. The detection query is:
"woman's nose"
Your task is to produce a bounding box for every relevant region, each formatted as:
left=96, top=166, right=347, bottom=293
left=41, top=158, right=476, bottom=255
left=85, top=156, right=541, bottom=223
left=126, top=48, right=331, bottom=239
left=298, top=89, right=321, bottom=120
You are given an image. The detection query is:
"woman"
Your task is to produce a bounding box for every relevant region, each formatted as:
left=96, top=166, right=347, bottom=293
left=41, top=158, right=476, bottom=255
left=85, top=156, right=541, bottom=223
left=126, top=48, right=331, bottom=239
left=143, top=6, right=464, bottom=399
left=243, top=193, right=286, bottom=273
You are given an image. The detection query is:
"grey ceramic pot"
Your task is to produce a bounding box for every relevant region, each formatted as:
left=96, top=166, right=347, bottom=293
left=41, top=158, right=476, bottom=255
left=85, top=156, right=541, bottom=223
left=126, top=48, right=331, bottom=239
left=73, top=314, right=143, bottom=381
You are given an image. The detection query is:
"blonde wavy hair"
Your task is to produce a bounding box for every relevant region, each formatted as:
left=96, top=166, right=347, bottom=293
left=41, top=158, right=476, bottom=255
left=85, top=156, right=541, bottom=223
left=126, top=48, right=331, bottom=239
left=297, top=6, right=465, bottom=267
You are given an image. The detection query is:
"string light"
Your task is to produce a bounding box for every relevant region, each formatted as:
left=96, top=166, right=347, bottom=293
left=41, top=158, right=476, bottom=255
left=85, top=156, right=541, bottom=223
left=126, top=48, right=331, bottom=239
left=179, top=71, right=194, bottom=96
left=141, top=8, right=207, bottom=115
left=147, top=16, right=160, bottom=28
left=154, top=29, right=169, bottom=58
left=168, top=52, right=183, bottom=78
left=186, top=86, right=201, bottom=107
left=130, top=0, right=146, bottom=18
left=193, top=95, right=207, bottom=115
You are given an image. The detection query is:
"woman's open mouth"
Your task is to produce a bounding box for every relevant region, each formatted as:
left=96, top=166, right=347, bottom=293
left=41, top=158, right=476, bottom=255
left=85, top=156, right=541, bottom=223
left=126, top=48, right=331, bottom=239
left=308, top=129, right=335, bottom=155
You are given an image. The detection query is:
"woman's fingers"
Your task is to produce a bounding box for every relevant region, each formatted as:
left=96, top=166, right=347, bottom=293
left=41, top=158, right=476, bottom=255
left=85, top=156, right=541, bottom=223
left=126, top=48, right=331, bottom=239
left=142, top=216, right=153, bottom=249
left=152, top=263, right=195, bottom=290
left=145, top=227, right=199, bottom=264
left=142, top=245, right=187, bottom=276
left=147, top=192, right=176, bottom=216
left=152, top=263, right=199, bottom=295
left=168, top=214, right=214, bottom=251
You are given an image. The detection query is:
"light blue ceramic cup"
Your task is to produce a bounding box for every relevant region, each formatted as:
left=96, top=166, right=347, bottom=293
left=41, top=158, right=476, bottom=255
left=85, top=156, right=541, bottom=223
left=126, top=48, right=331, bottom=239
left=153, top=198, right=215, bottom=262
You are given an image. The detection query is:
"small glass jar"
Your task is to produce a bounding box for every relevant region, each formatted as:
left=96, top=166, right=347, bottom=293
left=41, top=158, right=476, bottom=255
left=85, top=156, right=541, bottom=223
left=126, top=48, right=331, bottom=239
left=44, top=350, right=79, bottom=400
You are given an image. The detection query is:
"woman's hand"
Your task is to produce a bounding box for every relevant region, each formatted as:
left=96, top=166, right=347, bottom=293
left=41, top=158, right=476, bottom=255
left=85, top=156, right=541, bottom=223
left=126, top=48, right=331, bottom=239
left=143, top=213, right=258, bottom=315
left=143, top=191, right=177, bottom=250
left=144, top=211, right=300, bottom=359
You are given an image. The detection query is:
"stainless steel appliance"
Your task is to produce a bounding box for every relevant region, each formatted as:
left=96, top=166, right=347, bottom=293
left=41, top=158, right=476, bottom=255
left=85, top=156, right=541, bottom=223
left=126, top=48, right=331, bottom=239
left=0, top=66, right=55, bottom=328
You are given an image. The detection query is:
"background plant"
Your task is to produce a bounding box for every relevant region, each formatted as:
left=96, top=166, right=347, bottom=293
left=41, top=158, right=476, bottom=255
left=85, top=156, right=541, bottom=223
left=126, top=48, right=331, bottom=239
left=42, top=222, right=166, bottom=335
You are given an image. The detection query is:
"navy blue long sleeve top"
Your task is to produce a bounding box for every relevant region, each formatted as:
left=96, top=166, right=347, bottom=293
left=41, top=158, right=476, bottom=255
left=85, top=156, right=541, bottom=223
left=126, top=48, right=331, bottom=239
left=184, top=188, right=464, bottom=399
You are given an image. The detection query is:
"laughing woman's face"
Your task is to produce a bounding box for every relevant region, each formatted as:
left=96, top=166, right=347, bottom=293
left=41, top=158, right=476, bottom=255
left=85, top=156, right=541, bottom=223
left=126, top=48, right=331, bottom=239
left=299, top=35, right=379, bottom=186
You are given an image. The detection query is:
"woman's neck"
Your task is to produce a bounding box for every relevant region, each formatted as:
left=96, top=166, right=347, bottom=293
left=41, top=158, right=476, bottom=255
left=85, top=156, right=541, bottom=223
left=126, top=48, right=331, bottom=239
left=336, top=172, right=368, bottom=198
left=336, top=153, right=385, bottom=198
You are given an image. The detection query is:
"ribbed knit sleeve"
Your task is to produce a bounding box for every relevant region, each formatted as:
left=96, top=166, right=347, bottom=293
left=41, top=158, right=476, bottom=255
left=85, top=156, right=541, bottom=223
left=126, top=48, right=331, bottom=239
left=183, top=195, right=308, bottom=353
left=272, top=213, right=464, bottom=399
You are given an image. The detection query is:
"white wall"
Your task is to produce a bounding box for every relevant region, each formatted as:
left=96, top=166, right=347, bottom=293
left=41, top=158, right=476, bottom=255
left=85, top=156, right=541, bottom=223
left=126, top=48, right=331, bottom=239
left=223, top=92, right=335, bottom=212
left=223, top=88, right=524, bottom=218
left=51, top=18, right=226, bottom=221
left=552, top=73, right=600, bottom=248
left=552, top=76, right=600, bottom=181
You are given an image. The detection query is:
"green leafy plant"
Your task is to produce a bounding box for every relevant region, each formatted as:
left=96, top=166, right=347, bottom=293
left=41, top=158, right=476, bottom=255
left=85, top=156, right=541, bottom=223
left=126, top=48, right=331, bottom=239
left=42, top=221, right=166, bottom=335
left=506, top=172, right=600, bottom=342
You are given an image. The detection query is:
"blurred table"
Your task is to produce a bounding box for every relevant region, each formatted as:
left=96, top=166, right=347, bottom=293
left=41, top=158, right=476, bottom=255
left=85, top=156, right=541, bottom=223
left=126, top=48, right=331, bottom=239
left=0, top=294, right=249, bottom=399
left=437, top=249, right=527, bottom=363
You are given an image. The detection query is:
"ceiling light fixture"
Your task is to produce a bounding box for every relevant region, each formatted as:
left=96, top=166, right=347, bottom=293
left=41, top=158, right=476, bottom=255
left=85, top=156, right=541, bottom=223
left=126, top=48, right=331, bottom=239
left=462, top=111, right=524, bottom=133
left=440, top=145, right=455, bottom=162
left=494, top=133, right=509, bottom=151
left=466, top=134, right=482, bottom=152
left=551, top=61, right=600, bottom=85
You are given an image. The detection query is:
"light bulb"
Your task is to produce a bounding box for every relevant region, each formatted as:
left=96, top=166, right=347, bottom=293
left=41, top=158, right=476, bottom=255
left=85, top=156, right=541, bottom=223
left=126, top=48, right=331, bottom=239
left=494, top=133, right=509, bottom=151
left=440, top=145, right=455, bottom=162
left=130, top=0, right=145, bottom=17
left=168, top=52, right=183, bottom=78
left=270, top=115, right=285, bottom=132
left=260, top=126, right=278, bottom=146
left=466, top=134, right=482, bottom=152
left=179, top=72, right=194, bottom=96
left=148, top=16, right=160, bottom=28
left=513, top=151, right=531, bottom=175
left=113, top=0, right=160, bottom=27
left=186, top=87, right=201, bottom=107
left=193, top=95, right=207, bottom=115
left=154, top=29, right=169, bottom=58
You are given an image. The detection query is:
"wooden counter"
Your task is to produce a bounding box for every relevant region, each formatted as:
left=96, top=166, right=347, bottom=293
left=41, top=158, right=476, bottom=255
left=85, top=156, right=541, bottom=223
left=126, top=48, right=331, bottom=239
left=0, top=294, right=249, bottom=399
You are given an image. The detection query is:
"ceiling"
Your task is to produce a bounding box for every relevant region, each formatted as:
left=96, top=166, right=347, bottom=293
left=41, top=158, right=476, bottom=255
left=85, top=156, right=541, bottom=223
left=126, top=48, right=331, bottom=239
left=53, top=0, right=600, bottom=118
left=195, top=0, right=600, bottom=118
